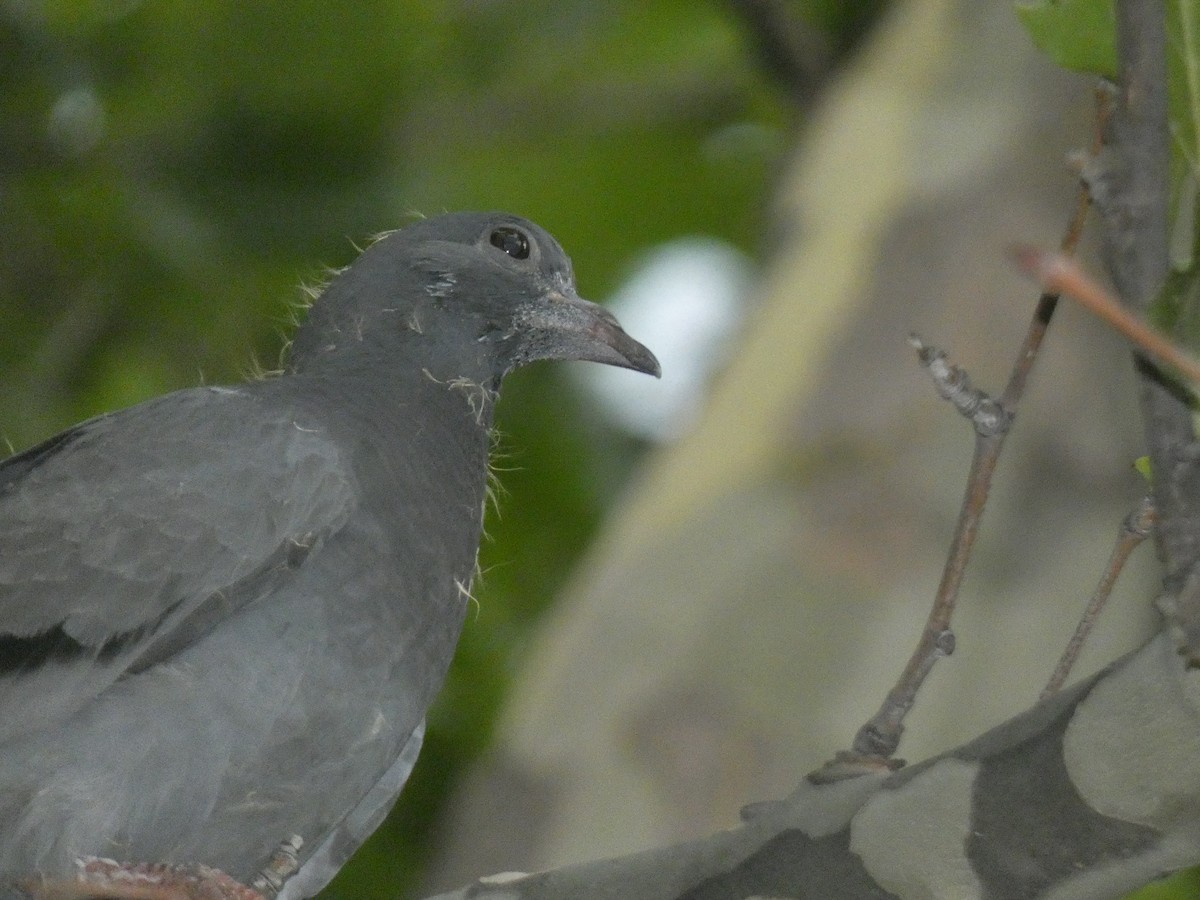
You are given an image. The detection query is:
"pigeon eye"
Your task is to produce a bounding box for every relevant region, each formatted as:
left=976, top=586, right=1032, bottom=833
left=489, top=227, right=530, bottom=260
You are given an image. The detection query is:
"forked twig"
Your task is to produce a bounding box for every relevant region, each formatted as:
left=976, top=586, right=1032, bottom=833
left=810, top=100, right=1107, bottom=781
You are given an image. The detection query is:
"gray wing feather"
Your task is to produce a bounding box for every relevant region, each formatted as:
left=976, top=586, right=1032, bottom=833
left=0, top=385, right=357, bottom=742
left=275, top=721, right=426, bottom=900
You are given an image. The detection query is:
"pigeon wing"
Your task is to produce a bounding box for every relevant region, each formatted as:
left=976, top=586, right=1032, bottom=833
left=0, top=384, right=356, bottom=743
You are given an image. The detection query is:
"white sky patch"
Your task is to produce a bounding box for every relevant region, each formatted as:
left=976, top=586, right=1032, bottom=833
left=576, top=238, right=751, bottom=442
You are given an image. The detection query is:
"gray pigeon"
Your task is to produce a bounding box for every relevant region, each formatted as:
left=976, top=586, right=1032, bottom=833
left=0, top=212, right=660, bottom=898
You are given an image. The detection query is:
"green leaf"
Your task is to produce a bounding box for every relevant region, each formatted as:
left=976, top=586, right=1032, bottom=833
left=1015, top=0, right=1118, bottom=77
left=1168, top=0, right=1200, bottom=188
left=1133, top=455, right=1153, bottom=482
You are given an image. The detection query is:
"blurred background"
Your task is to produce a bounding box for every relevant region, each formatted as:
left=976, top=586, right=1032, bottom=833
left=0, top=0, right=1183, bottom=897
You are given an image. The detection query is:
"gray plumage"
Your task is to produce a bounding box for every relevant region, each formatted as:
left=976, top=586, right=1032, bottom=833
left=0, top=212, right=659, bottom=897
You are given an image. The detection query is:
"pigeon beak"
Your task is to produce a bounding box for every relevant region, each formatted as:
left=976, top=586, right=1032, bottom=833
left=536, top=290, right=662, bottom=378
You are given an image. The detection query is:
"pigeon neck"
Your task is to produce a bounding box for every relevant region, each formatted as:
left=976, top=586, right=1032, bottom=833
left=289, top=317, right=503, bottom=386
left=287, top=324, right=502, bottom=433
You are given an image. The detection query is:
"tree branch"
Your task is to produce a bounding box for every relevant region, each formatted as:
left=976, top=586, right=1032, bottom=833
left=420, top=635, right=1200, bottom=900
left=1091, top=3, right=1198, bottom=587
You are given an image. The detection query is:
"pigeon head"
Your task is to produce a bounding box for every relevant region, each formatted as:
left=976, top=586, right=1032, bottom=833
left=289, top=212, right=661, bottom=385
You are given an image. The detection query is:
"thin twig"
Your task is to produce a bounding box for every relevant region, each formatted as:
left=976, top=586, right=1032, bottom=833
left=844, top=347, right=1007, bottom=763
left=812, top=103, right=1107, bottom=778
left=1041, top=495, right=1156, bottom=698
left=1012, top=247, right=1200, bottom=384
left=1002, top=85, right=1109, bottom=408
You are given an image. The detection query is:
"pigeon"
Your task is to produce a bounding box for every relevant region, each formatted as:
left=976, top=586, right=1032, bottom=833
left=0, top=212, right=660, bottom=898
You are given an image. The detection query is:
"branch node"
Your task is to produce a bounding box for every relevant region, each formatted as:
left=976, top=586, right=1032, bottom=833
left=933, top=628, right=956, bottom=656
left=807, top=749, right=905, bottom=785
left=909, top=334, right=1011, bottom=436
left=1123, top=493, right=1157, bottom=539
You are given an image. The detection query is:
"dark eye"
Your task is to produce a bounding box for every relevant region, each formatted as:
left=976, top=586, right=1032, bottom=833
left=489, top=227, right=530, bottom=260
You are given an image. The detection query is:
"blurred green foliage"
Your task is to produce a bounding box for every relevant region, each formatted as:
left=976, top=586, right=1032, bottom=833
left=1015, top=0, right=1117, bottom=77
left=0, top=1, right=886, bottom=896
left=1127, top=866, right=1200, bottom=900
